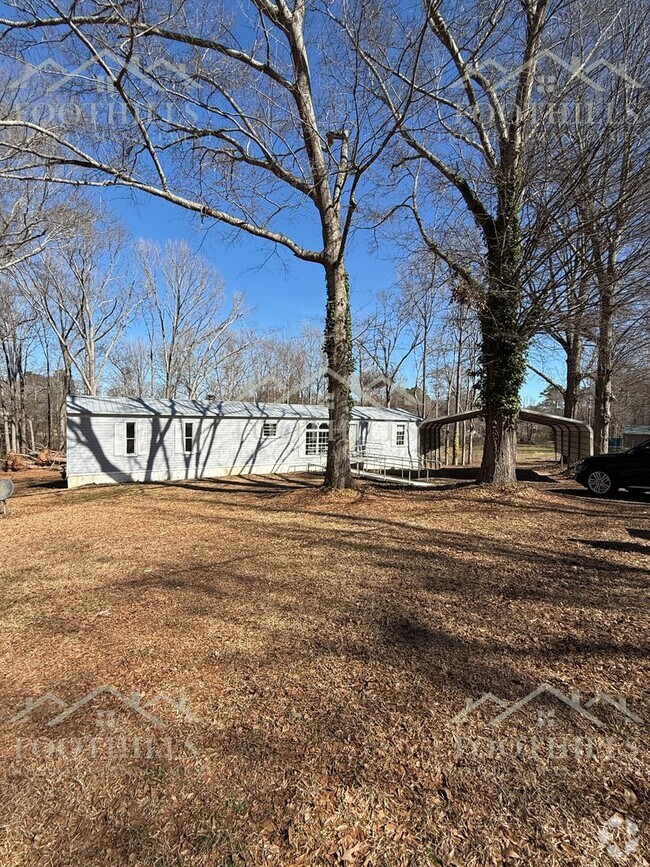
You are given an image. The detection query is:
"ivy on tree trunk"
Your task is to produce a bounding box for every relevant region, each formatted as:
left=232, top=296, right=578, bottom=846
left=477, top=209, right=528, bottom=484
left=323, top=264, right=354, bottom=489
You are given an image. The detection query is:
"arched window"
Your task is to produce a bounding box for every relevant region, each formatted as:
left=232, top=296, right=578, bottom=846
left=306, top=421, right=329, bottom=455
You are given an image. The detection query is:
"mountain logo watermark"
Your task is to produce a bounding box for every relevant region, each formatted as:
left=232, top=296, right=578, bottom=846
left=452, top=683, right=643, bottom=728
left=450, top=683, right=644, bottom=766
left=5, top=684, right=201, bottom=763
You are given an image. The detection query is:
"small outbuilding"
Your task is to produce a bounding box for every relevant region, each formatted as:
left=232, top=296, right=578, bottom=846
left=66, top=396, right=419, bottom=488
left=622, top=425, right=650, bottom=450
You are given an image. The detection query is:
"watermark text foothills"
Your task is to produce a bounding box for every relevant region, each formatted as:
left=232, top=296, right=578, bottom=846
left=13, top=732, right=198, bottom=761
left=454, top=734, right=640, bottom=763
left=5, top=684, right=201, bottom=764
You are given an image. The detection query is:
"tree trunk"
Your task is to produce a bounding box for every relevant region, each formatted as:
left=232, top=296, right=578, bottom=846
left=563, top=334, right=582, bottom=419
left=3, top=418, right=10, bottom=455
left=60, top=358, right=73, bottom=451
left=593, top=279, right=614, bottom=453
left=45, top=343, right=52, bottom=448
left=477, top=225, right=527, bottom=484
left=323, top=261, right=353, bottom=489
left=18, top=364, right=27, bottom=451
left=480, top=403, right=518, bottom=483
left=420, top=325, right=428, bottom=418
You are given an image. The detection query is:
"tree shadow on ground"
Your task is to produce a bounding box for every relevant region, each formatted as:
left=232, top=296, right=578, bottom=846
left=553, top=486, right=649, bottom=504
left=423, top=466, right=558, bottom=483
left=571, top=537, right=649, bottom=555
left=6, top=472, right=66, bottom=494
left=628, top=527, right=650, bottom=540
left=151, top=474, right=320, bottom=497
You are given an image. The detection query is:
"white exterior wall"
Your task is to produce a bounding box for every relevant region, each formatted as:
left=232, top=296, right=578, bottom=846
left=66, top=412, right=419, bottom=488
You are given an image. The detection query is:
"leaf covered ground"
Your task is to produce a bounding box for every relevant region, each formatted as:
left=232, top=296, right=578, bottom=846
left=0, top=468, right=648, bottom=866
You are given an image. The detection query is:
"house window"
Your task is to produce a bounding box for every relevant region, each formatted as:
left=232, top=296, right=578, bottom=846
left=125, top=421, right=136, bottom=455
left=263, top=421, right=278, bottom=438
left=396, top=423, right=406, bottom=447
left=306, top=422, right=329, bottom=455
left=184, top=421, right=194, bottom=454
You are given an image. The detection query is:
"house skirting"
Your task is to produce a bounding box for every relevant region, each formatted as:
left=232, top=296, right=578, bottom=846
left=66, top=461, right=327, bottom=488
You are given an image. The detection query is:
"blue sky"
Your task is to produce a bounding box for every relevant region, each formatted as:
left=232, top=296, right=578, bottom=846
left=106, top=186, right=547, bottom=404
left=109, top=187, right=387, bottom=328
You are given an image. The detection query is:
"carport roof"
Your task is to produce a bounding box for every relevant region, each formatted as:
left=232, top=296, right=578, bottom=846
left=419, top=408, right=593, bottom=461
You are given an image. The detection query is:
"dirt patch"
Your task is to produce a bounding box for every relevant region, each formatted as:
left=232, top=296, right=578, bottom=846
left=0, top=469, right=648, bottom=866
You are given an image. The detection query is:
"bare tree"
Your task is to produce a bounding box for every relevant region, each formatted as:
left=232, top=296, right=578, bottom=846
left=108, top=336, right=155, bottom=398
left=0, top=0, right=413, bottom=487
left=138, top=241, right=245, bottom=400
left=423, top=292, right=481, bottom=464
left=526, top=212, right=596, bottom=419
left=22, top=219, right=136, bottom=397
left=354, top=287, right=424, bottom=408
left=231, top=324, right=326, bottom=403
left=527, top=0, right=650, bottom=444
left=398, top=252, right=444, bottom=418
left=0, top=96, right=88, bottom=272
left=0, top=155, right=73, bottom=273
left=0, top=277, right=36, bottom=452
left=349, top=0, right=650, bottom=474
left=205, top=330, right=254, bottom=402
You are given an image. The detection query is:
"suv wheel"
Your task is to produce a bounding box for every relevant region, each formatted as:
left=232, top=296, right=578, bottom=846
left=586, top=470, right=618, bottom=497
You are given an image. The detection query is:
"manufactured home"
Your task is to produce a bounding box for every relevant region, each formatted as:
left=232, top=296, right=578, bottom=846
left=66, top=396, right=420, bottom=488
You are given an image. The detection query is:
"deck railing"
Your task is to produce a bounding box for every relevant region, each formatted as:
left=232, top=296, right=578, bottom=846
left=349, top=449, right=441, bottom=483
left=306, top=447, right=442, bottom=483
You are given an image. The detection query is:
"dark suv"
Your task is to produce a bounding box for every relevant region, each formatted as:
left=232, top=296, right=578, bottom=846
left=576, top=438, right=650, bottom=496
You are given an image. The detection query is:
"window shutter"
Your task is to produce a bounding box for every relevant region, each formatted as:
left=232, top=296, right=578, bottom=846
left=137, top=422, right=148, bottom=456
left=174, top=419, right=184, bottom=454
left=114, top=422, right=124, bottom=457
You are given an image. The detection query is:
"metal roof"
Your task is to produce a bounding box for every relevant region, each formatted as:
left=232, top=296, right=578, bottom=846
left=623, top=425, right=650, bottom=434
left=419, top=408, right=593, bottom=461
left=66, top=395, right=420, bottom=423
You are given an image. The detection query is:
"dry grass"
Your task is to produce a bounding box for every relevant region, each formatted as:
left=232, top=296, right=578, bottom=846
left=0, top=467, right=648, bottom=866
left=450, top=441, right=558, bottom=467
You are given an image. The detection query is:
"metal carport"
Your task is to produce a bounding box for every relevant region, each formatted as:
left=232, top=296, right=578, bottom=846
left=419, top=409, right=593, bottom=465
